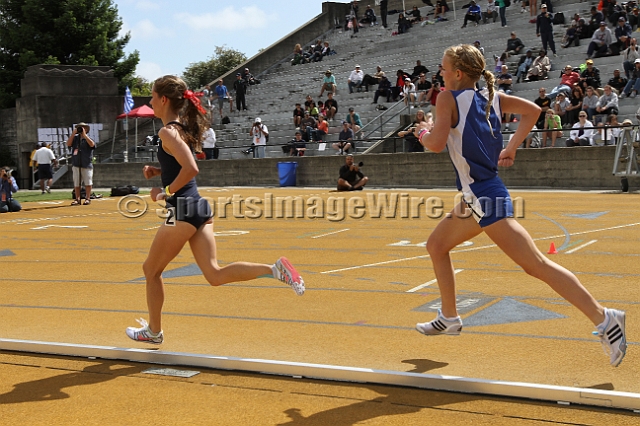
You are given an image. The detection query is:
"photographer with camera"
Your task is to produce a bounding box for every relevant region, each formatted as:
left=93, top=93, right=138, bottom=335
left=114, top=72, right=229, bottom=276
left=249, top=117, right=269, bottom=158
left=66, top=122, right=95, bottom=205
left=337, top=154, right=368, bottom=191
left=0, top=167, right=21, bottom=213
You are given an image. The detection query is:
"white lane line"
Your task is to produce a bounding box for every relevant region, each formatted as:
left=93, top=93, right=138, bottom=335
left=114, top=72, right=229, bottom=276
left=320, top=221, right=640, bottom=274
left=31, top=225, right=88, bottom=230
left=322, top=254, right=430, bottom=274
left=407, top=269, right=464, bottom=293
left=311, top=229, right=350, bottom=239
left=565, top=240, right=597, bottom=254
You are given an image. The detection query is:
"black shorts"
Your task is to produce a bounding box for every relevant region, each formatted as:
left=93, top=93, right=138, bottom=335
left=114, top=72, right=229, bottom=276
left=38, top=164, right=53, bottom=180
left=166, top=196, right=213, bottom=229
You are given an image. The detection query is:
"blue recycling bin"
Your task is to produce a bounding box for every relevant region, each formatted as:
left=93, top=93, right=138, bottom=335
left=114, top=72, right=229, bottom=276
left=277, top=162, right=298, bottom=187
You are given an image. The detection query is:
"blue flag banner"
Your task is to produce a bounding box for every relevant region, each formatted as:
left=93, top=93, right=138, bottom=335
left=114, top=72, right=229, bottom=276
left=124, top=86, right=134, bottom=115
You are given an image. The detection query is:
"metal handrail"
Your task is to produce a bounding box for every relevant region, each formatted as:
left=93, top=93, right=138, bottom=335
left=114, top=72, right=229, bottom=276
left=360, top=101, right=428, bottom=154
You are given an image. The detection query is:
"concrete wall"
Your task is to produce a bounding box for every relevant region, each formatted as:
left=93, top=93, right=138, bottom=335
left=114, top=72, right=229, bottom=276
left=15, top=65, right=120, bottom=186
left=90, top=146, right=623, bottom=190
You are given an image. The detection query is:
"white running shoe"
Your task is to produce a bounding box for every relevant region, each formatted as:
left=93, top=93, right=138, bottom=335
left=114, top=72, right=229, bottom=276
left=593, top=308, right=627, bottom=367
left=274, top=257, right=305, bottom=296
left=416, top=310, right=463, bottom=335
left=126, top=318, right=164, bottom=344
left=45, top=186, right=51, bottom=193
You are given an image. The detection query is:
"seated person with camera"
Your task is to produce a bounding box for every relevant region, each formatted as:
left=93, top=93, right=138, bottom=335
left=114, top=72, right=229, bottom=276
left=66, top=122, right=95, bottom=206
left=337, top=154, right=368, bottom=191
left=286, top=131, right=307, bottom=156
left=333, top=121, right=356, bottom=155
left=0, top=167, right=21, bottom=213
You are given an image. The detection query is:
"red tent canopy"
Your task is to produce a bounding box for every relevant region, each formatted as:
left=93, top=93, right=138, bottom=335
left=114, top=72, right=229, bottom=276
left=116, top=105, right=156, bottom=120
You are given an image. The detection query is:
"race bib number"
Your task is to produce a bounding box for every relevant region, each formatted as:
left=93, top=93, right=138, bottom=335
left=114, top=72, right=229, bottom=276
left=165, top=207, right=176, bottom=226
left=73, top=149, right=78, bottom=156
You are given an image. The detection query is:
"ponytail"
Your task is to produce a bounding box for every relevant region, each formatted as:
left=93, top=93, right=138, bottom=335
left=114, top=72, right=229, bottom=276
left=482, top=70, right=497, bottom=138
left=153, top=75, right=209, bottom=153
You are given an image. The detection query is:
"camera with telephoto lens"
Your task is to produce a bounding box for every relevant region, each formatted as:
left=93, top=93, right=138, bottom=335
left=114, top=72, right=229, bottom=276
left=358, top=162, right=364, bottom=167
left=1, top=168, right=12, bottom=179
left=76, top=125, right=85, bottom=132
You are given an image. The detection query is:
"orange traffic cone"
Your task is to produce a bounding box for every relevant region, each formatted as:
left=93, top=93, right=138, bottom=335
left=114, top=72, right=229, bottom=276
left=547, top=242, right=558, bottom=254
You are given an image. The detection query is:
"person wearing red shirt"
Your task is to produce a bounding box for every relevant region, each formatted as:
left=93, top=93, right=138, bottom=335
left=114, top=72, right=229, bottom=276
left=548, top=65, right=581, bottom=100
left=311, top=115, right=329, bottom=142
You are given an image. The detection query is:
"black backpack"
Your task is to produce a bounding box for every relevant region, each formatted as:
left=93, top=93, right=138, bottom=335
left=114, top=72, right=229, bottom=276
left=553, top=12, right=565, bottom=25
left=221, top=116, right=231, bottom=124
left=110, top=185, right=140, bottom=197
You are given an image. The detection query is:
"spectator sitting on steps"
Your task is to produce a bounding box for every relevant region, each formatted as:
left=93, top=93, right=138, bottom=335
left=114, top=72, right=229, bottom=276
left=320, top=70, right=337, bottom=97
left=410, top=60, right=429, bottom=82
left=337, top=154, right=368, bottom=191
left=362, top=5, right=378, bottom=25
left=565, top=112, right=595, bottom=146
left=461, top=1, right=482, bottom=28
left=586, top=21, right=613, bottom=59
left=579, top=59, right=602, bottom=93
left=311, top=115, right=328, bottom=142
left=287, top=131, right=306, bottom=157
left=482, top=0, right=498, bottom=24
left=406, top=5, right=422, bottom=24
left=516, top=49, right=534, bottom=83
left=293, top=103, right=304, bottom=128
left=333, top=121, right=355, bottom=154
left=403, top=77, right=418, bottom=107
left=301, top=111, right=317, bottom=142
left=595, top=85, right=619, bottom=117
left=324, top=92, right=338, bottom=122
left=526, top=49, right=551, bottom=81
left=398, top=13, right=411, bottom=33
left=505, top=32, right=525, bottom=58
left=348, top=65, right=364, bottom=93
left=372, top=75, right=392, bottom=104
left=362, top=66, right=385, bottom=92
left=346, top=107, right=363, bottom=134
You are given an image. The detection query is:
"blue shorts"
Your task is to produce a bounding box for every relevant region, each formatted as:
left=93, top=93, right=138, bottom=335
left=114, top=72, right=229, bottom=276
left=463, top=176, right=514, bottom=228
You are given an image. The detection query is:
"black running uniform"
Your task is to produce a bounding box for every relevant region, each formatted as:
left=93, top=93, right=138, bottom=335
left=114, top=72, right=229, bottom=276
left=158, top=122, right=212, bottom=229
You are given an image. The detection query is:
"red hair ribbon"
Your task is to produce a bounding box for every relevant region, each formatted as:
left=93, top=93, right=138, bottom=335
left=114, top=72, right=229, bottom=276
left=183, top=90, right=207, bottom=115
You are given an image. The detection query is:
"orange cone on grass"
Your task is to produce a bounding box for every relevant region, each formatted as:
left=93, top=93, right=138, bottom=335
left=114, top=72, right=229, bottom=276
left=547, top=242, right=558, bottom=254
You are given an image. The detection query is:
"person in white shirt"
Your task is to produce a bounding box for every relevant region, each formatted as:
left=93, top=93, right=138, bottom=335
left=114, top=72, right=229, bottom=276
left=202, top=127, right=217, bottom=159
left=32, top=142, right=57, bottom=193
left=348, top=65, right=364, bottom=93
left=565, top=112, right=595, bottom=146
left=249, top=117, right=269, bottom=158
left=402, top=77, right=417, bottom=107
left=483, top=0, right=498, bottom=23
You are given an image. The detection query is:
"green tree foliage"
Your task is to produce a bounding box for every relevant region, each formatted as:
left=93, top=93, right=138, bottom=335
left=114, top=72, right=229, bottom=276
left=182, top=46, right=247, bottom=89
left=121, top=75, right=152, bottom=97
left=0, top=0, right=140, bottom=108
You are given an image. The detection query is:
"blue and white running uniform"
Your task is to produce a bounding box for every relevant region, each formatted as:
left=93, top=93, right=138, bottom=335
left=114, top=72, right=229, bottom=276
left=447, top=88, right=513, bottom=227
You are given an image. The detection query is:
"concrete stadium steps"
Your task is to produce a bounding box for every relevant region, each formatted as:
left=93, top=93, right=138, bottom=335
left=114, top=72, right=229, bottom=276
left=212, top=0, right=637, bottom=160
